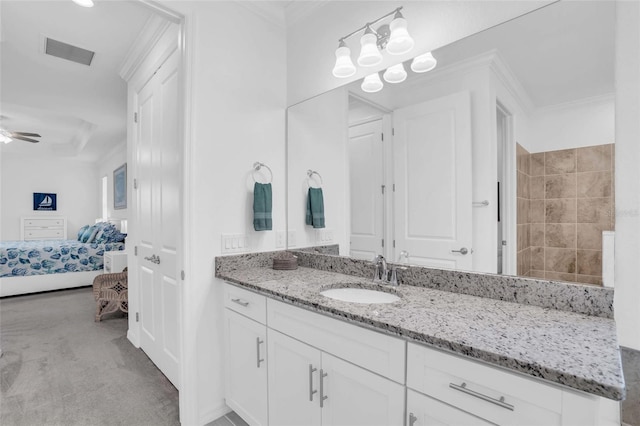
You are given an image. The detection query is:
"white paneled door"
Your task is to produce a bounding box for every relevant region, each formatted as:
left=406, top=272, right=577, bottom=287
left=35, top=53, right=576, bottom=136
left=135, top=49, right=181, bottom=388
left=348, top=120, right=385, bottom=261
left=393, top=92, right=473, bottom=270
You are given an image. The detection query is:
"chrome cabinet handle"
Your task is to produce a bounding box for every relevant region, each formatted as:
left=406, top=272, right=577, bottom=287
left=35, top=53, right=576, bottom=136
left=309, top=364, right=318, bottom=401
left=451, top=247, right=469, bottom=255
left=319, top=369, right=328, bottom=408
left=231, top=298, right=249, bottom=307
left=409, top=413, right=417, bottom=426
left=256, top=338, right=265, bottom=368
left=449, top=382, right=514, bottom=411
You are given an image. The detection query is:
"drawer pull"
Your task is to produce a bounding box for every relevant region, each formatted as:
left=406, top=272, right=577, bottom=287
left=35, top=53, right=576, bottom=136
left=256, top=338, right=265, bottom=368
left=308, top=364, right=318, bottom=401
left=319, top=369, right=328, bottom=408
left=449, top=382, right=514, bottom=411
left=231, top=298, right=249, bottom=307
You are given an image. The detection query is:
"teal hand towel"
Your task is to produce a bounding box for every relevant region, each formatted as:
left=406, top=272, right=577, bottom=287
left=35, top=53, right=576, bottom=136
left=253, top=182, right=272, bottom=231
left=306, top=187, right=325, bottom=228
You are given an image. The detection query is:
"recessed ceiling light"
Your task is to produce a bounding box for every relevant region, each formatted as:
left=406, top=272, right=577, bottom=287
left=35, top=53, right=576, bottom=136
left=72, top=0, right=94, bottom=8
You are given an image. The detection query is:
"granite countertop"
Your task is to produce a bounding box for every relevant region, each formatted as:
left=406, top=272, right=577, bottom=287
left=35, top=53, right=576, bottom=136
left=217, top=265, right=625, bottom=401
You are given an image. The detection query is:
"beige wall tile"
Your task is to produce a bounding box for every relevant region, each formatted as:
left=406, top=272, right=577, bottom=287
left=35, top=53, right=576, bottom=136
left=577, top=198, right=612, bottom=223
left=577, top=223, right=610, bottom=250
left=545, top=271, right=577, bottom=283
left=575, top=274, right=603, bottom=285
left=545, top=223, right=576, bottom=248
left=577, top=144, right=612, bottom=172
left=517, top=172, right=530, bottom=198
left=517, top=224, right=530, bottom=251
left=545, top=199, right=577, bottom=223
left=545, top=174, right=576, bottom=199
left=531, top=246, right=545, bottom=270
left=545, top=247, right=576, bottom=273
left=577, top=249, right=602, bottom=276
left=530, top=223, right=544, bottom=246
left=529, top=269, right=546, bottom=279
left=530, top=176, right=545, bottom=200
left=530, top=201, right=545, bottom=223
left=517, top=248, right=531, bottom=276
left=530, top=153, right=545, bottom=176
left=577, top=171, right=612, bottom=198
left=545, top=149, right=576, bottom=174
left=517, top=198, right=529, bottom=224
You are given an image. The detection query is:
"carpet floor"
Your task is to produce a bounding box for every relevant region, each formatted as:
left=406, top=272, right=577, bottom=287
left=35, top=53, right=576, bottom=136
left=0, top=287, right=179, bottom=426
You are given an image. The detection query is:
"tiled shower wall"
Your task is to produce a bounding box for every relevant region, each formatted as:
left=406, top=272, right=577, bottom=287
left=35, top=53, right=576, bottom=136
left=517, top=143, right=615, bottom=285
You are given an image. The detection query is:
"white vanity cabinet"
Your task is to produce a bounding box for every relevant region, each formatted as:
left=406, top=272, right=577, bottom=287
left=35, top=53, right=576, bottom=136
left=407, top=389, right=493, bottom=426
left=223, top=285, right=268, bottom=426
left=267, top=329, right=404, bottom=426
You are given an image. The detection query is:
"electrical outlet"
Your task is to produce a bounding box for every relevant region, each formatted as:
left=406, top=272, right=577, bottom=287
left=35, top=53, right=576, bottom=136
left=276, top=230, right=285, bottom=248
left=287, top=230, right=296, bottom=247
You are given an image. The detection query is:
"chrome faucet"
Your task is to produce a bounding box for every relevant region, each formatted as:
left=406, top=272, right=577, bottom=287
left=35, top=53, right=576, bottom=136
left=373, top=255, right=388, bottom=283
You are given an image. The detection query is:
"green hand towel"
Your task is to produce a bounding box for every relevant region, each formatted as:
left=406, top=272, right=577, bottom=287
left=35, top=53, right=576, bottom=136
left=253, top=182, right=272, bottom=231
left=306, top=187, right=325, bottom=228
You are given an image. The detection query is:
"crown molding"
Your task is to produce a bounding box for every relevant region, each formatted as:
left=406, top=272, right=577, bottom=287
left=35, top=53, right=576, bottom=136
left=118, top=14, right=173, bottom=82
left=534, top=92, right=615, bottom=114
left=236, top=1, right=287, bottom=30
left=488, top=50, right=535, bottom=114
left=285, top=0, right=329, bottom=27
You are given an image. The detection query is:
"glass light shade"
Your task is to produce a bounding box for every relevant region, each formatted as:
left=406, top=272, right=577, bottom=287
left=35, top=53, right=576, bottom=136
left=386, top=17, right=414, bottom=55
left=361, top=73, right=384, bottom=93
left=0, top=134, right=11, bottom=144
left=332, top=45, right=356, bottom=78
left=411, top=52, right=437, bottom=73
left=357, top=32, right=383, bottom=67
left=72, top=0, right=94, bottom=7
left=383, top=63, right=407, bottom=83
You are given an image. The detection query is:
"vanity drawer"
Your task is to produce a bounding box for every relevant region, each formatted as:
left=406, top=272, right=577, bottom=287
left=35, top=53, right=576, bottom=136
left=223, top=283, right=266, bottom=324
left=267, top=298, right=405, bottom=383
left=407, top=343, right=562, bottom=425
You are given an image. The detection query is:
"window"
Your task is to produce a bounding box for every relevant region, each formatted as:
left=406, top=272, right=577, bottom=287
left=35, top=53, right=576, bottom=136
left=101, top=175, right=108, bottom=220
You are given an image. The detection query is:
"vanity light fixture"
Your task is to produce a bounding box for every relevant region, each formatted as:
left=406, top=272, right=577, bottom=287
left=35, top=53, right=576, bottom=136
left=411, top=51, right=438, bottom=73
left=72, top=0, right=94, bottom=7
left=383, top=63, right=407, bottom=83
left=0, top=129, right=12, bottom=144
left=361, top=72, right=384, bottom=93
left=332, top=6, right=415, bottom=77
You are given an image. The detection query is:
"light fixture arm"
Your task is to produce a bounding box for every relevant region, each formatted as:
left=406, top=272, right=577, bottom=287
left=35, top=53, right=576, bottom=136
left=336, top=7, right=403, bottom=44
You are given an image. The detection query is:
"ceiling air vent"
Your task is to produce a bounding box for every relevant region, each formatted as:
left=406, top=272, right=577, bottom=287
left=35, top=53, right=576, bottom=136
left=45, top=38, right=94, bottom=66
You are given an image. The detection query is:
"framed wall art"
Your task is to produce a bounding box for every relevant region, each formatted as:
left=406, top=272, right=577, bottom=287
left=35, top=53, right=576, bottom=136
left=113, top=163, right=127, bottom=210
left=33, top=192, right=57, bottom=211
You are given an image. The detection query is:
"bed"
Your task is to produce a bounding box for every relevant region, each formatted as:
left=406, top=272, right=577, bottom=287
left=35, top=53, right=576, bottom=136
left=0, top=221, right=126, bottom=297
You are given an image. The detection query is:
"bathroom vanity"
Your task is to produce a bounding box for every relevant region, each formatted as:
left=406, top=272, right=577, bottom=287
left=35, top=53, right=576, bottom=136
left=216, top=250, right=624, bottom=426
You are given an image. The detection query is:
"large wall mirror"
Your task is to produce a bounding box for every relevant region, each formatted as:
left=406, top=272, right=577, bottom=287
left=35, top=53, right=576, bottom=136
left=287, top=1, right=615, bottom=285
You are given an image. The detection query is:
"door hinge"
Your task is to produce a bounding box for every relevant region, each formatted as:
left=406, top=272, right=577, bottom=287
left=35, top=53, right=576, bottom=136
left=393, top=240, right=396, bottom=248
left=136, top=312, right=139, bottom=322
left=134, top=112, right=138, bottom=123
left=381, top=133, right=384, bottom=141
left=393, top=184, right=396, bottom=192
left=181, top=270, right=185, bottom=280
left=134, top=246, right=138, bottom=256
left=381, top=185, right=385, bottom=194
left=392, top=128, right=395, bottom=136
left=382, top=239, right=385, bottom=248
left=133, top=178, right=138, bottom=190
left=502, top=240, right=507, bottom=246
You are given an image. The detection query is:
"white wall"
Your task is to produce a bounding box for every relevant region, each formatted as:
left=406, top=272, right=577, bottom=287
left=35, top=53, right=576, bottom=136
left=287, top=1, right=553, bottom=105
left=527, top=95, right=615, bottom=153
left=97, top=141, right=128, bottom=221
left=156, top=2, right=287, bottom=424
left=1, top=154, right=99, bottom=240
left=614, top=0, right=640, bottom=351
left=288, top=87, right=348, bottom=252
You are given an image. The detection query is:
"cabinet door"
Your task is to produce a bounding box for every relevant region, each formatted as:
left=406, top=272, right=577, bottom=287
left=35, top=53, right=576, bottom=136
left=320, top=353, right=404, bottom=426
left=268, top=329, right=322, bottom=426
left=224, top=310, right=268, bottom=426
left=407, top=389, right=492, bottom=426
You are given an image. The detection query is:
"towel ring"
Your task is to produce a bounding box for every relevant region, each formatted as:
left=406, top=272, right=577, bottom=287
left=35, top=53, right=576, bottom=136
left=307, top=169, right=323, bottom=188
left=253, top=162, right=273, bottom=183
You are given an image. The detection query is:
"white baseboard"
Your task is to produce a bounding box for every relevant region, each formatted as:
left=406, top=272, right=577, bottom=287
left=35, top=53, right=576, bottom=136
left=199, top=402, right=231, bottom=426
left=127, top=329, right=140, bottom=348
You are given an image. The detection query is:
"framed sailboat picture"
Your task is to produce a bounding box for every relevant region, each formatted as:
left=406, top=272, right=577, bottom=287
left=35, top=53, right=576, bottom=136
left=114, top=163, right=127, bottom=210
left=33, top=193, right=57, bottom=211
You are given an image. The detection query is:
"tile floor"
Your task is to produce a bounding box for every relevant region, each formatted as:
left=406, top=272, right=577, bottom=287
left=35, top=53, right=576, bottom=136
left=207, top=411, right=249, bottom=426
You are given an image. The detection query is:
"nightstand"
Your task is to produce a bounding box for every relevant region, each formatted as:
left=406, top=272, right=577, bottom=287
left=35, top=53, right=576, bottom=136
left=104, top=251, right=128, bottom=273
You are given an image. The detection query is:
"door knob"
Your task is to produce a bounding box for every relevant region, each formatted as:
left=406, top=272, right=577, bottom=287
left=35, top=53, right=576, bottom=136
left=451, top=247, right=469, bottom=255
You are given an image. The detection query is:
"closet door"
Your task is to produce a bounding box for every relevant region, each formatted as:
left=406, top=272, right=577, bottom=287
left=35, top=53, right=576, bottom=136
left=136, top=48, right=181, bottom=388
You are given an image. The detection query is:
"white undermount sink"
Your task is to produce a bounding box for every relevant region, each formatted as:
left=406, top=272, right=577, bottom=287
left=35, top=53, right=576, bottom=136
left=320, top=287, right=400, bottom=304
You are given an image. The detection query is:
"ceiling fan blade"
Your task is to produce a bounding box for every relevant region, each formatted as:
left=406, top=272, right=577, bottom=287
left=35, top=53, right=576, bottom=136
left=11, top=132, right=41, bottom=137
left=12, top=135, right=40, bottom=143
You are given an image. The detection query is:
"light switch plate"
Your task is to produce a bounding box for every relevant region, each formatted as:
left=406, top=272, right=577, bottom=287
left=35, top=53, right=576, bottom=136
left=221, top=234, right=249, bottom=254
left=276, top=230, right=285, bottom=248
left=287, top=230, right=296, bottom=247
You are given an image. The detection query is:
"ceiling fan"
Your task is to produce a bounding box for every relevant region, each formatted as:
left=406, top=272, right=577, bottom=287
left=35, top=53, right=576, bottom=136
left=0, top=128, right=41, bottom=144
